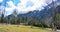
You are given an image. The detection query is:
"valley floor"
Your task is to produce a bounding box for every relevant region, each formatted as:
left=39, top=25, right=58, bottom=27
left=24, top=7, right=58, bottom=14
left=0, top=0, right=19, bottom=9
left=0, top=24, right=54, bottom=32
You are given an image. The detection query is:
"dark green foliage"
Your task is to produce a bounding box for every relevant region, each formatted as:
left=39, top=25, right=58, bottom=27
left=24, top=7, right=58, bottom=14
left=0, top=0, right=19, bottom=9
left=28, top=18, right=48, bottom=28
left=0, top=13, right=5, bottom=23
left=39, top=19, right=49, bottom=28
left=3, top=17, right=8, bottom=23
left=21, top=16, right=27, bottom=25
left=55, top=13, right=60, bottom=26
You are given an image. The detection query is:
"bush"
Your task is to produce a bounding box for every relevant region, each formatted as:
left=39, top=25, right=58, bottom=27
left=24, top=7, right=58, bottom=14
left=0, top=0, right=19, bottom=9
left=28, top=21, right=48, bottom=28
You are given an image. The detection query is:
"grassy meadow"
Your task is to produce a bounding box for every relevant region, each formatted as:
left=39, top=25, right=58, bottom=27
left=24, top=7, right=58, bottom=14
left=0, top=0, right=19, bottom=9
left=0, top=24, right=54, bottom=32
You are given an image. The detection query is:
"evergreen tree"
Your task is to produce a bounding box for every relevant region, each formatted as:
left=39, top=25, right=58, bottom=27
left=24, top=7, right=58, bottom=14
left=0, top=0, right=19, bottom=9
left=21, top=16, right=27, bottom=25
left=0, top=13, right=4, bottom=23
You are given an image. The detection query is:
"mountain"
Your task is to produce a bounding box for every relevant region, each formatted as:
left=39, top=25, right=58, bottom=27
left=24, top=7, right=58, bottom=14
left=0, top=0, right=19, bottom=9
left=7, top=0, right=60, bottom=19
left=8, top=5, right=60, bottom=19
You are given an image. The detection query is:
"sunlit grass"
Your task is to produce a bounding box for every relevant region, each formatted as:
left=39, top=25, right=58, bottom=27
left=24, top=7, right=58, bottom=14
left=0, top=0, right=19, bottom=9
left=0, top=24, right=54, bottom=32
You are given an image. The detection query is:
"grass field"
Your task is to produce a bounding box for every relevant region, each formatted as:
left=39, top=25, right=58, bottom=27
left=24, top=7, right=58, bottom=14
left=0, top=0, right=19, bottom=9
left=0, top=24, right=54, bottom=32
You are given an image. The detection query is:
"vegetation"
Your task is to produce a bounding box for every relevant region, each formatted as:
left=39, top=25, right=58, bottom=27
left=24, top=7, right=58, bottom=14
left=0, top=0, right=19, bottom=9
left=0, top=5, right=60, bottom=28
left=0, top=24, right=54, bottom=32
left=0, top=0, right=60, bottom=32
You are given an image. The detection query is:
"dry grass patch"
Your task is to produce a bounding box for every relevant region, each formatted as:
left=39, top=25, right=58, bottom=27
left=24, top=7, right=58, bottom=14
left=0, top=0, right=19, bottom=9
left=0, top=24, right=54, bottom=32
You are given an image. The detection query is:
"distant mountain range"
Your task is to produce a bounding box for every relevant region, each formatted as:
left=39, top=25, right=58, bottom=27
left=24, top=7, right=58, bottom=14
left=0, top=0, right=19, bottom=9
left=7, top=5, right=60, bottom=19
left=7, top=1, right=60, bottom=19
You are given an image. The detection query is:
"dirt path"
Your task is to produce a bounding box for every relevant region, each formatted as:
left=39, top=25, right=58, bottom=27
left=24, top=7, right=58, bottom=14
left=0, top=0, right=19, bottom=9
left=46, top=28, right=60, bottom=32
left=56, top=30, right=60, bottom=32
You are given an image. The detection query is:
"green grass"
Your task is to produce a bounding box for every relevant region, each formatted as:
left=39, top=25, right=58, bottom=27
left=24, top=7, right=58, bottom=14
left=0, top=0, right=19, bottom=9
left=0, top=24, right=54, bottom=32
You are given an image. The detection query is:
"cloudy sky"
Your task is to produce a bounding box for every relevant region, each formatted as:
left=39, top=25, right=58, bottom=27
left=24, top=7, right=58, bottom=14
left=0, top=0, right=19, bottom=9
left=0, top=0, right=53, bottom=16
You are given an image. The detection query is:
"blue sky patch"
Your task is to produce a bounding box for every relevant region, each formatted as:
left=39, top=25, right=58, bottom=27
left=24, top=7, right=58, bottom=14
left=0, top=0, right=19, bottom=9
left=26, top=1, right=34, bottom=7
left=11, top=0, right=20, bottom=6
left=6, top=3, right=11, bottom=8
left=0, top=0, right=10, bottom=6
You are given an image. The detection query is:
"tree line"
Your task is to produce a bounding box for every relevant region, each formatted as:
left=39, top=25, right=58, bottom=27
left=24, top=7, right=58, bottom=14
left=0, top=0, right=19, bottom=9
left=0, top=5, right=60, bottom=28
left=0, top=10, right=48, bottom=28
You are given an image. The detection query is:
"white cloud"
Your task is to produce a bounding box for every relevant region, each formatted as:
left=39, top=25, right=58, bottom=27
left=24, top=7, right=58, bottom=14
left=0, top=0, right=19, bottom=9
left=17, top=0, right=48, bottom=13
left=5, top=1, right=16, bottom=15
left=20, top=0, right=29, bottom=5
left=0, top=0, right=3, bottom=3
left=5, top=0, right=53, bottom=15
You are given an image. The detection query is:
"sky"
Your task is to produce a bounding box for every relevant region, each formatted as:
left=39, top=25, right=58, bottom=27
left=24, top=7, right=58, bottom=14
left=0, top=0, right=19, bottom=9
left=0, top=0, right=54, bottom=16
